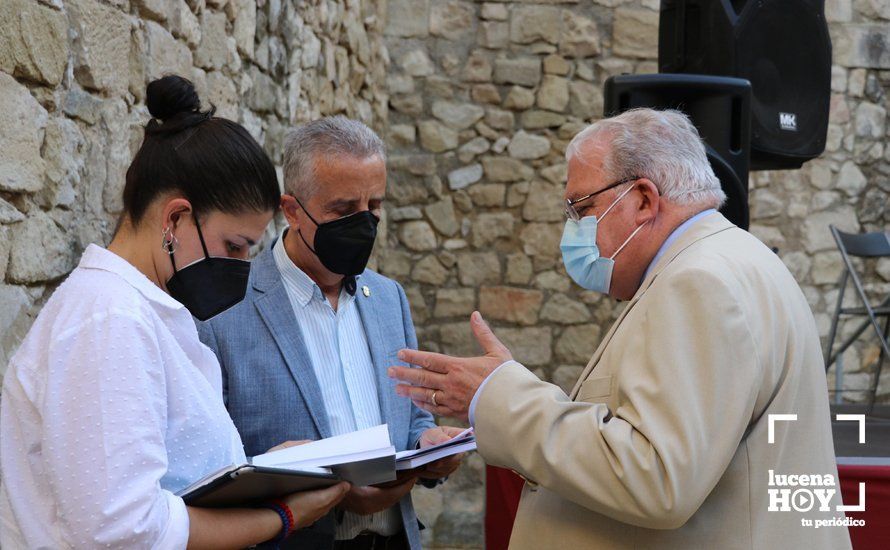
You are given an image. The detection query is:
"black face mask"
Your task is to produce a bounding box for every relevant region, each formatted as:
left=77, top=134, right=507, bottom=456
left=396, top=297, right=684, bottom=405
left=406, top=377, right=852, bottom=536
left=166, top=219, right=251, bottom=321
left=296, top=198, right=379, bottom=279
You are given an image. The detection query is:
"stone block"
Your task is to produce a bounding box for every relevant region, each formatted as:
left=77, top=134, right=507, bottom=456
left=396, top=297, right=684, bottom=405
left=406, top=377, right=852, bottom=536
left=481, top=157, right=535, bottom=182
left=536, top=75, right=569, bottom=112
left=430, top=1, right=474, bottom=41
left=522, top=181, right=564, bottom=222
left=435, top=288, right=477, bottom=318
left=498, top=327, right=552, bottom=366
left=508, top=131, right=551, bottom=160
left=510, top=5, right=561, bottom=45
left=7, top=210, right=77, bottom=284
left=386, top=0, right=429, bottom=38
left=555, top=324, right=601, bottom=363
left=69, top=0, right=132, bottom=95
left=425, top=197, right=460, bottom=237
left=419, top=120, right=459, bottom=153
left=195, top=10, right=228, bottom=69
left=471, top=212, right=515, bottom=247
left=520, top=222, right=562, bottom=258
left=448, top=164, right=484, bottom=190
left=412, top=255, right=450, bottom=285
left=144, top=20, right=193, bottom=79
left=399, top=220, right=438, bottom=251
left=559, top=10, right=600, bottom=57
left=432, top=101, right=485, bottom=130
left=457, top=252, right=501, bottom=285
left=612, top=8, right=658, bottom=59
left=493, top=57, right=541, bottom=87
left=480, top=286, right=544, bottom=325
left=0, top=73, right=48, bottom=193
left=540, top=293, right=591, bottom=324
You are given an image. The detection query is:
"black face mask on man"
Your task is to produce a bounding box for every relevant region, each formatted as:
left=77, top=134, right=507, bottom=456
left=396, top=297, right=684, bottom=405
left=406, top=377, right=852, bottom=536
left=165, top=217, right=251, bottom=321
left=294, top=197, right=379, bottom=291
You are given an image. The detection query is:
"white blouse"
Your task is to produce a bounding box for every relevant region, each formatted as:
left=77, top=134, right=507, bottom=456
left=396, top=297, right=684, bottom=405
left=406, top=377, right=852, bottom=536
left=0, top=244, right=247, bottom=549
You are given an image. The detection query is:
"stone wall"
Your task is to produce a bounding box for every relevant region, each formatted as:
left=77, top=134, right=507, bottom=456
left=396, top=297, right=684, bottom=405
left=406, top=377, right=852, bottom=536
left=1, top=0, right=889, bottom=549
left=0, top=0, right=389, bottom=368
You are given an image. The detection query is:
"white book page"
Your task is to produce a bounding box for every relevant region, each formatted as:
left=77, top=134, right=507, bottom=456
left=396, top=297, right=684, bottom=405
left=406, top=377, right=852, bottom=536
left=252, top=424, right=393, bottom=468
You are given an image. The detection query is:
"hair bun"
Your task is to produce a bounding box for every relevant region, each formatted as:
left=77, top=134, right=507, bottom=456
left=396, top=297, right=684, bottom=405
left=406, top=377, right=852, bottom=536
left=146, top=75, right=201, bottom=122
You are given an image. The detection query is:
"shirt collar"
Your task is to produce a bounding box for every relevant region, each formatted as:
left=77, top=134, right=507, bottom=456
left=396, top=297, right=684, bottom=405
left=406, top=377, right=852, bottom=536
left=642, top=209, right=717, bottom=281
left=273, top=230, right=358, bottom=308
left=77, top=244, right=185, bottom=311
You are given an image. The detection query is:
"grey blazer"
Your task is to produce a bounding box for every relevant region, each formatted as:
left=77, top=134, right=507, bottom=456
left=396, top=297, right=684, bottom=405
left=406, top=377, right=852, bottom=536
left=198, top=246, right=436, bottom=550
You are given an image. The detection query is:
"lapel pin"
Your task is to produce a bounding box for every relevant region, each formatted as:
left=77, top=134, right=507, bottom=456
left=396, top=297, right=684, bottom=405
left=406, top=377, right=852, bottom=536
left=362, top=285, right=371, bottom=297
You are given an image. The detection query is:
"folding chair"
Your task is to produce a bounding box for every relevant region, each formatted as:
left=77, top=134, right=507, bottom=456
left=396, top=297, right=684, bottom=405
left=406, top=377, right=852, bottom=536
left=824, top=225, right=890, bottom=414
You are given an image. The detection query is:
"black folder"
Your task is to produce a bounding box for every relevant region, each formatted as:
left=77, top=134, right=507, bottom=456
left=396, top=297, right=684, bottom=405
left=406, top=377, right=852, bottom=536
left=178, top=464, right=340, bottom=508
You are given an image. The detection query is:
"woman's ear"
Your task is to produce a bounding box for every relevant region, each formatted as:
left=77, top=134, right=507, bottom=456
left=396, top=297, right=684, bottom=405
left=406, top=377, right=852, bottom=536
left=161, top=197, right=193, bottom=233
left=635, top=178, right=660, bottom=225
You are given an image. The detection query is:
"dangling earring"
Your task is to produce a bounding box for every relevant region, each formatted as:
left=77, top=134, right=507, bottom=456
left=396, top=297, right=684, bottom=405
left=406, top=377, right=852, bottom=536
left=161, top=227, right=179, bottom=254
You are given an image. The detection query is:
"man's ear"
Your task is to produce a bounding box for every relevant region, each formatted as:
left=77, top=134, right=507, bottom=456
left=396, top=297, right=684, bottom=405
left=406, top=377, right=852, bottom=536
left=635, top=179, right=660, bottom=225
left=280, top=194, right=300, bottom=227
left=161, top=197, right=193, bottom=233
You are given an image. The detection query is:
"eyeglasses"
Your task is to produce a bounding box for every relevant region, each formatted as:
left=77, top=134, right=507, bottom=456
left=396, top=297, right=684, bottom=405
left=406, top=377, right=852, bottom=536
left=564, top=175, right=642, bottom=221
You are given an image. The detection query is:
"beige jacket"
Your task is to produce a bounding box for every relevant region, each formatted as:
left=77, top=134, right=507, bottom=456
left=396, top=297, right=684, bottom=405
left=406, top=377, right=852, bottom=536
left=475, top=213, right=852, bottom=549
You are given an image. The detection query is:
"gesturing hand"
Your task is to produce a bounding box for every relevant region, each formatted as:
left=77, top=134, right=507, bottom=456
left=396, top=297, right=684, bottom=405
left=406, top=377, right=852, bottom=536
left=388, top=312, right=512, bottom=421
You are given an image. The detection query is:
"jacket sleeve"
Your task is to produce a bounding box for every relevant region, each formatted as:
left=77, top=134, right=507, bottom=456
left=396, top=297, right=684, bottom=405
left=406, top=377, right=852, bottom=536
left=395, top=281, right=437, bottom=449
left=197, top=319, right=229, bottom=406
left=474, top=268, right=762, bottom=529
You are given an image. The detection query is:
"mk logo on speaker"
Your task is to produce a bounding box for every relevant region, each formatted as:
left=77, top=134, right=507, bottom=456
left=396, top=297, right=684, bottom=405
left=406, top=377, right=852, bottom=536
left=779, top=112, right=798, bottom=132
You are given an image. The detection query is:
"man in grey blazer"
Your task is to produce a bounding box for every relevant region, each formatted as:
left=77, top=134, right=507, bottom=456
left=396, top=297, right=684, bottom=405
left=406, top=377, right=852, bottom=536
left=199, top=117, right=463, bottom=550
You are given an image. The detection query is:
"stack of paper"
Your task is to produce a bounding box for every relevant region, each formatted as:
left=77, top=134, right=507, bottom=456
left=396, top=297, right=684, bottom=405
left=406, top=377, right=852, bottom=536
left=396, top=428, right=476, bottom=470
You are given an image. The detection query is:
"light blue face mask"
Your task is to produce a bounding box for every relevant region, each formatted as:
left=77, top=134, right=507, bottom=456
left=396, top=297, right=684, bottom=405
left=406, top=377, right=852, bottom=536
left=560, top=184, right=647, bottom=294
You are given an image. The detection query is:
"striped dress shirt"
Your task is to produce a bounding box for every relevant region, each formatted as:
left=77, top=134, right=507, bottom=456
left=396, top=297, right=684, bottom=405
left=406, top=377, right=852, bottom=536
left=272, top=235, right=401, bottom=539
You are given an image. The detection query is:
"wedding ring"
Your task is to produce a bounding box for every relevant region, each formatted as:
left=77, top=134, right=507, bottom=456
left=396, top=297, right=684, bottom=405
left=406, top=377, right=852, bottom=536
left=431, top=390, right=439, bottom=407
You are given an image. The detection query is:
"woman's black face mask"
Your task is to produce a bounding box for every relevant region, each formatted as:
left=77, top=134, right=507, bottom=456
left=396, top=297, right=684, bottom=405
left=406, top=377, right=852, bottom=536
left=166, top=218, right=251, bottom=321
left=295, top=197, right=380, bottom=278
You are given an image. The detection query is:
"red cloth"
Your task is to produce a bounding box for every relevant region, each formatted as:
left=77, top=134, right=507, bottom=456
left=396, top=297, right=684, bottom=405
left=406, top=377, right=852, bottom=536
left=838, top=463, right=890, bottom=550
left=485, top=464, right=890, bottom=549
left=485, top=467, right=525, bottom=550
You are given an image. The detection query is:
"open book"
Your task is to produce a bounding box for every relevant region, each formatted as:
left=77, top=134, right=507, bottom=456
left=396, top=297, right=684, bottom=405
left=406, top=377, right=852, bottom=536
left=396, top=427, right=476, bottom=470
left=252, top=424, right=397, bottom=486
left=178, top=424, right=475, bottom=507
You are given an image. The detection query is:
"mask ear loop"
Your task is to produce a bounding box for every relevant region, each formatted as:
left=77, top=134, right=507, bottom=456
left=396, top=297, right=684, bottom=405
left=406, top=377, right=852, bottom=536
left=609, top=221, right=649, bottom=260
left=192, top=215, right=211, bottom=259
left=293, top=197, right=321, bottom=255
left=294, top=197, right=320, bottom=226
left=599, top=182, right=637, bottom=222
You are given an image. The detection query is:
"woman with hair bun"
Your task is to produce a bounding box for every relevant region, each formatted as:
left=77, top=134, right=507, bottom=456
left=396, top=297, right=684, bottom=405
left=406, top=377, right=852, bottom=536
left=0, top=75, right=349, bottom=549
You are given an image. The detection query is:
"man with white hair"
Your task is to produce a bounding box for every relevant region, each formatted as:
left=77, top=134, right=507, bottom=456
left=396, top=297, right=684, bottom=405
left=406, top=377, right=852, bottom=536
left=200, top=116, right=463, bottom=550
left=389, top=109, right=851, bottom=549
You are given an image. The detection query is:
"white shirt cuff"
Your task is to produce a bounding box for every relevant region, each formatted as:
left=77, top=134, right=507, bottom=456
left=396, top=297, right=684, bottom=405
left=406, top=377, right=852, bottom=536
left=469, top=360, right=518, bottom=427
left=154, top=491, right=190, bottom=550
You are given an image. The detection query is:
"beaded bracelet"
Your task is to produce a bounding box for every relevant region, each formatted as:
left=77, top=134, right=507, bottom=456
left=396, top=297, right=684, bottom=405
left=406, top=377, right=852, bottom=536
left=270, top=499, right=296, bottom=535
left=260, top=500, right=293, bottom=543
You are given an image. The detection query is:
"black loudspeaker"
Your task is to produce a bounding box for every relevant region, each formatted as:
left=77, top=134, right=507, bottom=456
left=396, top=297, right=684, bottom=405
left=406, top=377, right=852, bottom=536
left=603, top=74, right=752, bottom=229
left=659, top=0, right=832, bottom=170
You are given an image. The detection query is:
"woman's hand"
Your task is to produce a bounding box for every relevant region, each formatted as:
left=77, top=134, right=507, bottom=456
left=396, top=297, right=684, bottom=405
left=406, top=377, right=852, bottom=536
left=283, top=482, right=352, bottom=530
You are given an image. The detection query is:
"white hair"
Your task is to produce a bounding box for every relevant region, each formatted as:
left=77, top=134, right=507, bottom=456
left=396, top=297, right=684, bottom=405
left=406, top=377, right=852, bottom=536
left=283, top=116, right=386, bottom=199
left=566, top=108, right=726, bottom=208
